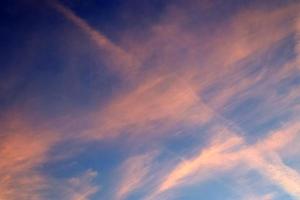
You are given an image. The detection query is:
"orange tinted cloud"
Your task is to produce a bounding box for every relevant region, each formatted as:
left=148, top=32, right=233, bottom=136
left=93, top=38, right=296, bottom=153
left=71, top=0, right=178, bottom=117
left=83, top=72, right=214, bottom=140
left=0, top=115, right=58, bottom=200
left=243, top=193, right=275, bottom=200
left=2, top=1, right=300, bottom=199
left=220, top=4, right=297, bottom=65
left=244, top=150, right=300, bottom=198
left=157, top=132, right=243, bottom=194
left=147, top=119, right=300, bottom=199
left=124, top=2, right=298, bottom=77
left=78, top=2, right=300, bottom=142
left=245, top=121, right=300, bottom=198
left=0, top=114, right=101, bottom=200
left=258, top=122, right=300, bottom=153
left=116, top=153, right=155, bottom=200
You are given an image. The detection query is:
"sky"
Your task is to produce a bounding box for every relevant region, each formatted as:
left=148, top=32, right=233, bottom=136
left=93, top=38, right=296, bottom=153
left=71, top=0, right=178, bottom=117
left=1, top=0, right=300, bottom=200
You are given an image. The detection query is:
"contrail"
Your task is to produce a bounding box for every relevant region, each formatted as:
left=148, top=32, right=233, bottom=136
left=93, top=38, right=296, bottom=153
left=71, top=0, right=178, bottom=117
left=49, top=0, right=139, bottom=77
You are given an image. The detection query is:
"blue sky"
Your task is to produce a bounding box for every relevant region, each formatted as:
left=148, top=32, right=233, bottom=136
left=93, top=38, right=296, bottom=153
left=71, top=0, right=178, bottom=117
left=1, top=0, right=300, bottom=200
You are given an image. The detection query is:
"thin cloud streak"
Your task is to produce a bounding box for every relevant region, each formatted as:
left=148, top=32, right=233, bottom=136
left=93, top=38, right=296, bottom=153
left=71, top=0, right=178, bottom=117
left=157, top=133, right=243, bottom=193
left=116, top=153, right=155, bottom=200
left=245, top=150, right=300, bottom=198
left=148, top=120, right=300, bottom=199
left=50, top=1, right=139, bottom=76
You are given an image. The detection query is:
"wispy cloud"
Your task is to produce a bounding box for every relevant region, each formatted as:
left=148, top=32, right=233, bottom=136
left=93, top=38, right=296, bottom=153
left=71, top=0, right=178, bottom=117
left=60, top=4, right=300, bottom=198
left=115, top=153, right=155, bottom=200
left=157, top=132, right=243, bottom=194
left=2, top=0, right=300, bottom=199
left=63, top=169, right=99, bottom=200
left=295, top=10, right=300, bottom=67
left=0, top=114, right=58, bottom=200
left=245, top=150, right=300, bottom=198
left=50, top=1, right=139, bottom=76
left=146, top=120, right=300, bottom=199
left=0, top=114, right=99, bottom=200
left=83, top=72, right=214, bottom=140
left=74, top=1, right=300, bottom=143
left=242, top=193, right=275, bottom=200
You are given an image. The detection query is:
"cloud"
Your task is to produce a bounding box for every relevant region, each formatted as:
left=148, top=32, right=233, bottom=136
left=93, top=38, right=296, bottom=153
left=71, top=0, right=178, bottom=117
left=0, top=114, right=58, bottom=200
left=245, top=151, right=300, bottom=198
left=242, top=193, right=275, bottom=200
left=37, top=1, right=300, bottom=199
left=124, top=2, right=298, bottom=74
left=146, top=119, right=300, bottom=199
left=258, top=121, right=300, bottom=154
left=50, top=1, right=139, bottom=76
left=295, top=10, right=300, bottom=67
left=2, top=1, right=300, bottom=199
left=58, top=5, right=300, bottom=198
left=0, top=113, right=100, bottom=200
left=244, top=121, right=300, bottom=198
left=233, top=174, right=278, bottom=200
left=115, top=153, right=155, bottom=200
left=83, top=72, right=214, bottom=140
left=63, top=169, right=99, bottom=200
left=156, top=133, right=243, bottom=194
left=74, top=1, right=300, bottom=143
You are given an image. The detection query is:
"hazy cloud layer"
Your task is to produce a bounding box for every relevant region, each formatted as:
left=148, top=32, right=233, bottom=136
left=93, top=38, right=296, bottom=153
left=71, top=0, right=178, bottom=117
left=1, top=0, right=300, bottom=199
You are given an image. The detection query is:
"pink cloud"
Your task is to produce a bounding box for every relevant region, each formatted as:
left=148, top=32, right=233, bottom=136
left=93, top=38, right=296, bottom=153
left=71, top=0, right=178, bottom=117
left=116, top=153, right=156, bottom=200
